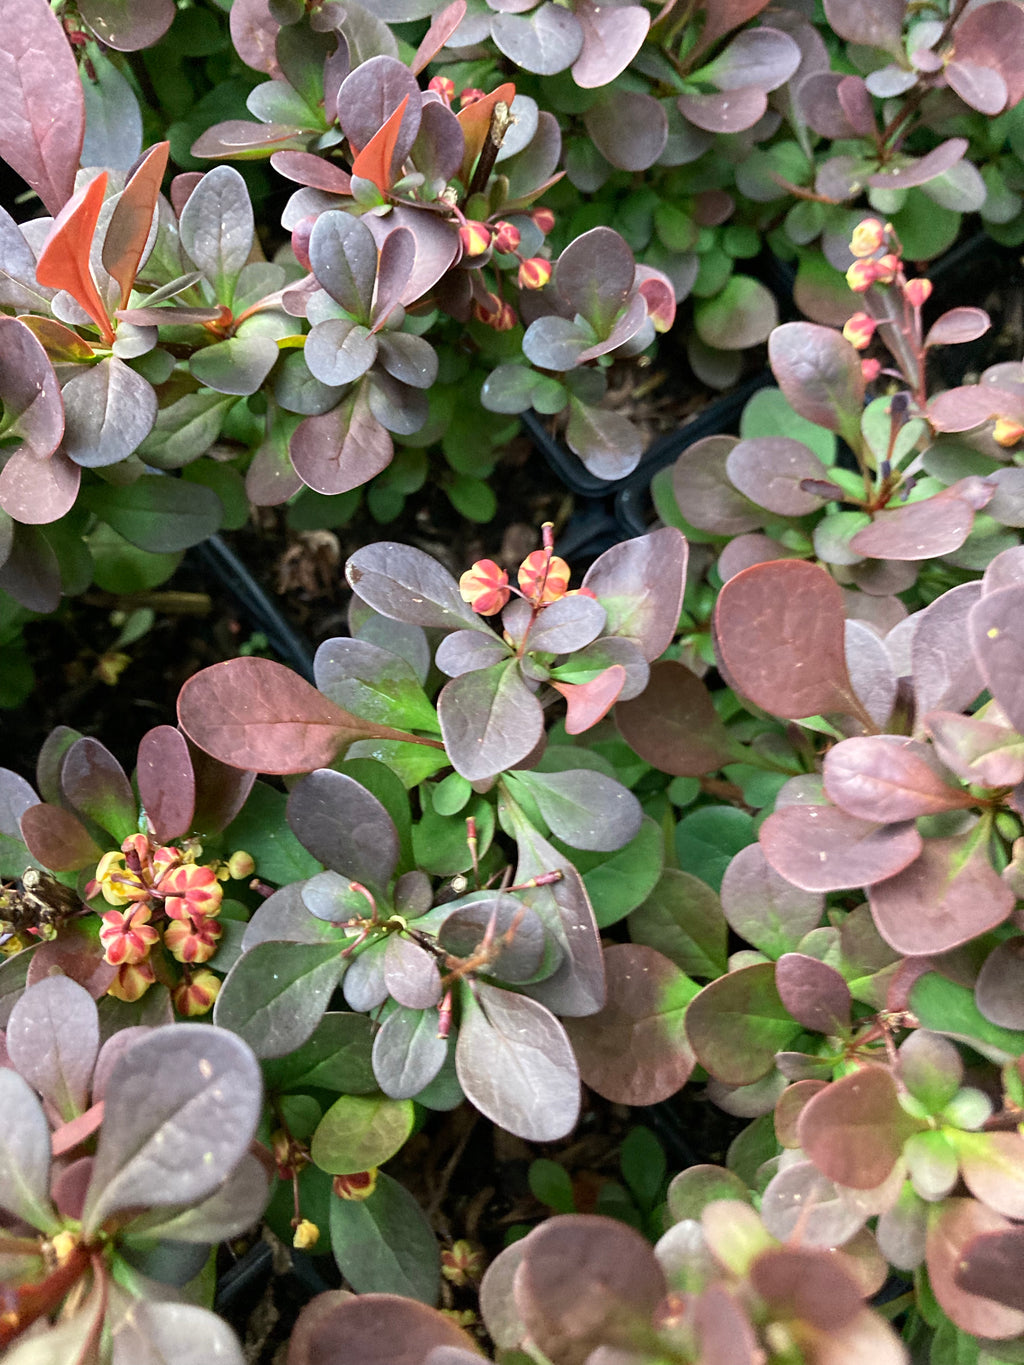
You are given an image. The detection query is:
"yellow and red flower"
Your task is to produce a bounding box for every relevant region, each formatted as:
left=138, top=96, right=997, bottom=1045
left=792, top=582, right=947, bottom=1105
left=171, top=968, right=221, bottom=1016
left=333, top=1169, right=378, bottom=1201
left=460, top=559, right=511, bottom=615
left=108, top=959, right=157, bottom=1003
left=163, top=914, right=222, bottom=964
left=849, top=218, right=886, bottom=257
left=842, top=312, right=877, bottom=350
left=428, top=75, right=455, bottom=103
left=846, top=259, right=882, bottom=293
left=98, top=906, right=160, bottom=965
left=161, top=862, right=223, bottom=920
left=459, top=220, right=492, bottom=258
left=518, top=549, right=571, bottom=605
left=492, top=220, right=521, bottom=254
left=994, top=416, right=1024, bottom=448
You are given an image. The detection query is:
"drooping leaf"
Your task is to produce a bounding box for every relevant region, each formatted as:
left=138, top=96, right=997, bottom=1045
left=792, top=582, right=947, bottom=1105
left=82, top=1025, right=262, bottom=1237
left=178, top=657, right=438, bottom=774
left=456, top=982, right=579, bottom=1141
left=566, top=943, right=697, bottom=1105
left=0, top=0, right=85, bottom=214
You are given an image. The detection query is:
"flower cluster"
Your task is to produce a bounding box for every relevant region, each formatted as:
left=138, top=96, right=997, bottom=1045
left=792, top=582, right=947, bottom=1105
left=843, top=218, right=934, bottom=383
left=86, top=834, right=250, bottom=1012
left=459, top=524, right=590, bottom=616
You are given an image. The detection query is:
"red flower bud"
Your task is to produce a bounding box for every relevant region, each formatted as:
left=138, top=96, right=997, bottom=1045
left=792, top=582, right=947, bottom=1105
left=861, top=357, right=882, bottom=382
left=842, top=312, right=876, bottom=350
left=846, top=259, right=881, bottom=293
left=459, top=220, right=492, bottom=258
left=530, top=207, right=555, bottom=235
left=459, top=87, right=485, bottom=108
left=492, top=220, right=521, bottom=254
left=518, top=256, right=552, bottom=290
left=108, top=959, right=156, bottom=1003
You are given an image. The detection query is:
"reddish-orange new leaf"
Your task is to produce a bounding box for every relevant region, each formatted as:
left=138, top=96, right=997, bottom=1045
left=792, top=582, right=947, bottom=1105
left=36, top=172, right=115, bottom=345
left=351, top=95, right=411, bottom=194
left=103, top=141, right=170, bottom=308
left=457, top=82, right=515, bottom=188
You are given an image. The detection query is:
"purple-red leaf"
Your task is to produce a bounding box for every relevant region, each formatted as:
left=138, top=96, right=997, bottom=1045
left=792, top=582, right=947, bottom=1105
left=290, top=385, right=394, bottom=496
left=759, top=804, right=923, bottom=892
left=685, top=961, right=800, bottom=1085
left=823, top=736, right=970, bottom=822
left=969, top=585, right=1024, bottom=734
left=61, top=738, right=136, bottom=844
left=868, top=830, right=1014, bottom=956
left=438, top=661, right=544, bottom=782
left=768, top=322, right=864, bottom=445
left=567, top=943, right=696, bottom=1104
left=0, top=0, right=85, bottom=214
left=616, top=659, right=735, bottom=776
left=849, top=479, right=994, bottom=561
left=136, top=726, right=195, bottom=843
left=571, top=0, right=649, bottom=88
left=177, top=658, right=439, bottom=775
left=775, top=953, right=851, bottom=1034
left=581, top=527, right=688, bottom=661
left=927, top=1199, right=1024, bottom=1339
left=713, top=559, right=862, bottom=720
left=798, top=1066, right=912, bottom=1189
left=19, top=804, right=102, bottom=873
left=925, top=307, right=991, bottom=349
left=411, top=0, right=467, bottom=74
left=102, top=141, right=170, bottom=309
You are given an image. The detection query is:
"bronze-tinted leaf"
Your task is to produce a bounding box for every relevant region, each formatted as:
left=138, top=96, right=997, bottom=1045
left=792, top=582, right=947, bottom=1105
left=685, top=961, right=800, bottom=1085
left=823, top=736, right=970, bottom=822
left=178, top=657, right=436, bottom=774
left=290, top=1293, right=481, bottom=1365
left=759, top=804, right=922, bottom=893
left=515, top=1214, right=666, bottom=1365
left=767, top=322, right=864, bottom=447
left=927, top=1198, right=1024, bottom=1339
left=616, top=659, right=736, bottom=776
left=797, top=1066, right=914, bottom=1190
left=567, top=943, right=697, bottom=1105
left=713, top=560, right=862, bottom=720
left=775, top=953, right=851, bottom=1034
left=136, top=725, right=195, bottom=843
left=955, top=1224, right=1024, bottom=1313
left=868, top=830, right=1014, bottom=955
left=969, top=584, right=1024, bottom=735
left=438, top=661, right=544, bottom=782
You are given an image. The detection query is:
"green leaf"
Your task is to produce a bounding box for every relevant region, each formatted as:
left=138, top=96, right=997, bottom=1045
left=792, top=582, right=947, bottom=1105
left=620, top=1126, right=666, bottom=1213
left=311, top=1094, right=415, bottom=1174
left=88, top=524, right=182, bottom=593
left=675, top=807, right=756, bottom=891
left=685, top=962, right=801, bottom=1085
left=529, top=1157, right=576, bottom=1214
left=81, top=475, right=223, bottom=553
left=261, top=1013, right=378, bottom=1094
left=224, top=781, right=322, bottom=885
left=910, top=973, right=1024, bottom=1064
left=329, top=1170, right=441, bottom=1302
left=559, top=815, right=664, bottom=928
left=629, top=867, right=728, bottom=978
left=182, top=459, right=249, bottom=530
left=213, top=941, right=344, bottom=1059
left=694, top=275, right=778, bottom=350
